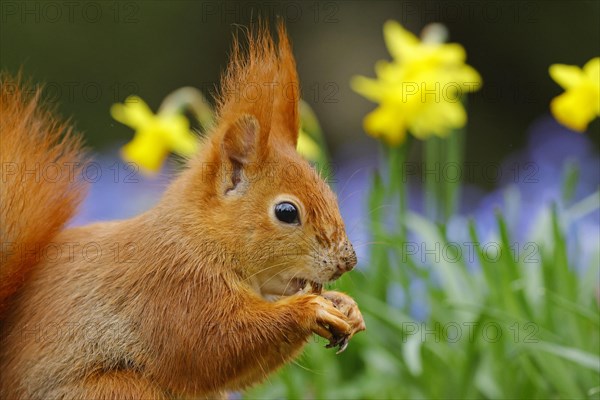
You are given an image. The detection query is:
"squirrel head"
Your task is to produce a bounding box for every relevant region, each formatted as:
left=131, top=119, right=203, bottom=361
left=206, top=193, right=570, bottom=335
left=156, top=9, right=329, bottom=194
left=165, top=22, right=356, bottom=298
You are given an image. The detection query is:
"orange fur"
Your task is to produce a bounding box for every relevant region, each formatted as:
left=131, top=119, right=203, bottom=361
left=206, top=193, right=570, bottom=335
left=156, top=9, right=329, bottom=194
left=0, top=74, right=87, bottom=315
left=0, top=22, right=364, bottom=399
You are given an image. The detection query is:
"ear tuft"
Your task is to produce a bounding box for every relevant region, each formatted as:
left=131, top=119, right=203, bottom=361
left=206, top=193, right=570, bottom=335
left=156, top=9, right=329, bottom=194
left=273, top=21, right=300, bottom=146
left=217, top=21, right=300, bottom=150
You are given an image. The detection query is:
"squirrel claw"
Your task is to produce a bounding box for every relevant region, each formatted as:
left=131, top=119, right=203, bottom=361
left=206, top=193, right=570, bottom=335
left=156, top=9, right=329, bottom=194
left=325, top=333, right=350, bottom=354
left=320, top=291, right=365, bottom=354
left=336, top=337, right=349, bottom=354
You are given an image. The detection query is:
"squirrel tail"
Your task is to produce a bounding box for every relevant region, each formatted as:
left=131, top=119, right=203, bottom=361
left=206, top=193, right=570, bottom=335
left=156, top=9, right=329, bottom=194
left=0, top=73, right=87, bottom=315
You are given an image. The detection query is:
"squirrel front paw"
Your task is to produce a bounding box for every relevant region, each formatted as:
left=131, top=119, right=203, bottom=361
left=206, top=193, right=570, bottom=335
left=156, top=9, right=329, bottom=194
left=299, top=292, right=365, bottom=354
left=304, top=295, right=352, bottom=347
left=322, top=291, right=366, bottom=335
left=321, top=291, right=366, bottom=353
left=289, top=292, right=365, bottom=354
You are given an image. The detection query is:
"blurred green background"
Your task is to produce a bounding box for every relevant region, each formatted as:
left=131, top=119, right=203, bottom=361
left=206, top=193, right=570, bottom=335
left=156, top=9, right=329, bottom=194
left=1, top=0, right=598, bottom=189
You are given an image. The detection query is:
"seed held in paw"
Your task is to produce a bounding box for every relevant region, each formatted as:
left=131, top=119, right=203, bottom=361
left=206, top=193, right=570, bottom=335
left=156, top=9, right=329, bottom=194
left=296, top=279, right=323, bottom=295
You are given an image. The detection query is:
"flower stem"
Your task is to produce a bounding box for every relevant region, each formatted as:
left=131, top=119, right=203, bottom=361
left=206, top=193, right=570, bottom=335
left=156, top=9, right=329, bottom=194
left=444, top=127, right=464, bottom=220
left=388, top=139, right=411, bottom=240
left=158, top=87, right=215, bottom=130
left=424, top=136, right=441, bottom=222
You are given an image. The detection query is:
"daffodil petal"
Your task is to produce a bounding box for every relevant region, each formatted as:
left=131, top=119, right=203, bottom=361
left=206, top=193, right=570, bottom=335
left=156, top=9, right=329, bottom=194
left=375, top=60, right=404, bottom=83
left=549, top=64, right=584, bottom=90
left=110, top=96, right=155, bottom=128
left=436, top=43, right=466, bottom=64
left=109, top=103, right=124, bottom=121
left=351, top=75, right=386, bottom=102
left=455, top=65, right=482, bottom=91
left=583, top=57, right=600, bottom=87
left=364, top=106, right=407, bottom=146
left=123, top=98, right=155, bottom=126
left=439, top=101, right=467, bottom=131
left=383, top=20, right=419, bottom=61
left=410, top=101, right=466, bottom=139
left=170, top=131, right=199, bottom=156
left=550, top=88, right=597, bottom=132
left=121, top=132, right=169, bottom=173
left=297, top=129, right=322, bottom=162
left=583, top=57, right=600, bottom=117
left=162, top=115, right=189, bottom=137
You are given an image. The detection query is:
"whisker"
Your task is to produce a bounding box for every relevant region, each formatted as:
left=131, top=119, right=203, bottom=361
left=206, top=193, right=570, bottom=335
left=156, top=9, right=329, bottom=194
left=353, top=241, right=393, bottom=248
left=336, top=167, right=365, bottom=198
left=338, top=189, right=362, bottom=208
left=242, top=260, right=293, bottom=282
left=258, top=265, right=297, bottom=290
left=279, top=269, right=302, bottom=294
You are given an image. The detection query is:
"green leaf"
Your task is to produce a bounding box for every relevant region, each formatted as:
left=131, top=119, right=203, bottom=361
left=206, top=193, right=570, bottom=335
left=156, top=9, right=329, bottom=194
left=404, top=212, right=475, bottom=305
left=532, top=342, right=600, bottom=372
left=561, top=158, right=580, bottom=203
left=402, top=333, right=423, bottom=376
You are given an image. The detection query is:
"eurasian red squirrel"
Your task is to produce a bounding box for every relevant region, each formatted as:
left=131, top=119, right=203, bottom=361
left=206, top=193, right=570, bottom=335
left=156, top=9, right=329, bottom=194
left=0, top=22, right=365, bottom=399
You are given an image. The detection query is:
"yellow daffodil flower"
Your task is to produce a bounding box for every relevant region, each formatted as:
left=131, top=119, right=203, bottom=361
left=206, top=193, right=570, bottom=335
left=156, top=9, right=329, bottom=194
left=351, top=21, right=482, bottom=146
left=112, top=92, right=325, bottom=174
left=297, top=128, right=322, bottom=162
left=549, top=57, right=599, bottom=132
left=297, top=100, right=327, bottom=163
left=111, top=96, right=198, bottom=174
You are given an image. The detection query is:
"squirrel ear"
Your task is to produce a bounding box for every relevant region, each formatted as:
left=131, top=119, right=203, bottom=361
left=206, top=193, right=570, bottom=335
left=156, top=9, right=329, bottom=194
left=223, top=114, right=260, bottom=164
left=221, top=115, right=260, bottom=195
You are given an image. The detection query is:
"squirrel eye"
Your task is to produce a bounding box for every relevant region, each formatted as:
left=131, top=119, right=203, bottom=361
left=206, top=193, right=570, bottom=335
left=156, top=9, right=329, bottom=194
left=274, top=202, right=299, bottom=224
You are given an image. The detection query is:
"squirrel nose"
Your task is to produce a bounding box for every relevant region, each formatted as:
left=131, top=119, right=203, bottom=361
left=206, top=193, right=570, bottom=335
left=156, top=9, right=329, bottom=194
left=337, top=244, right=357, bottom=273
